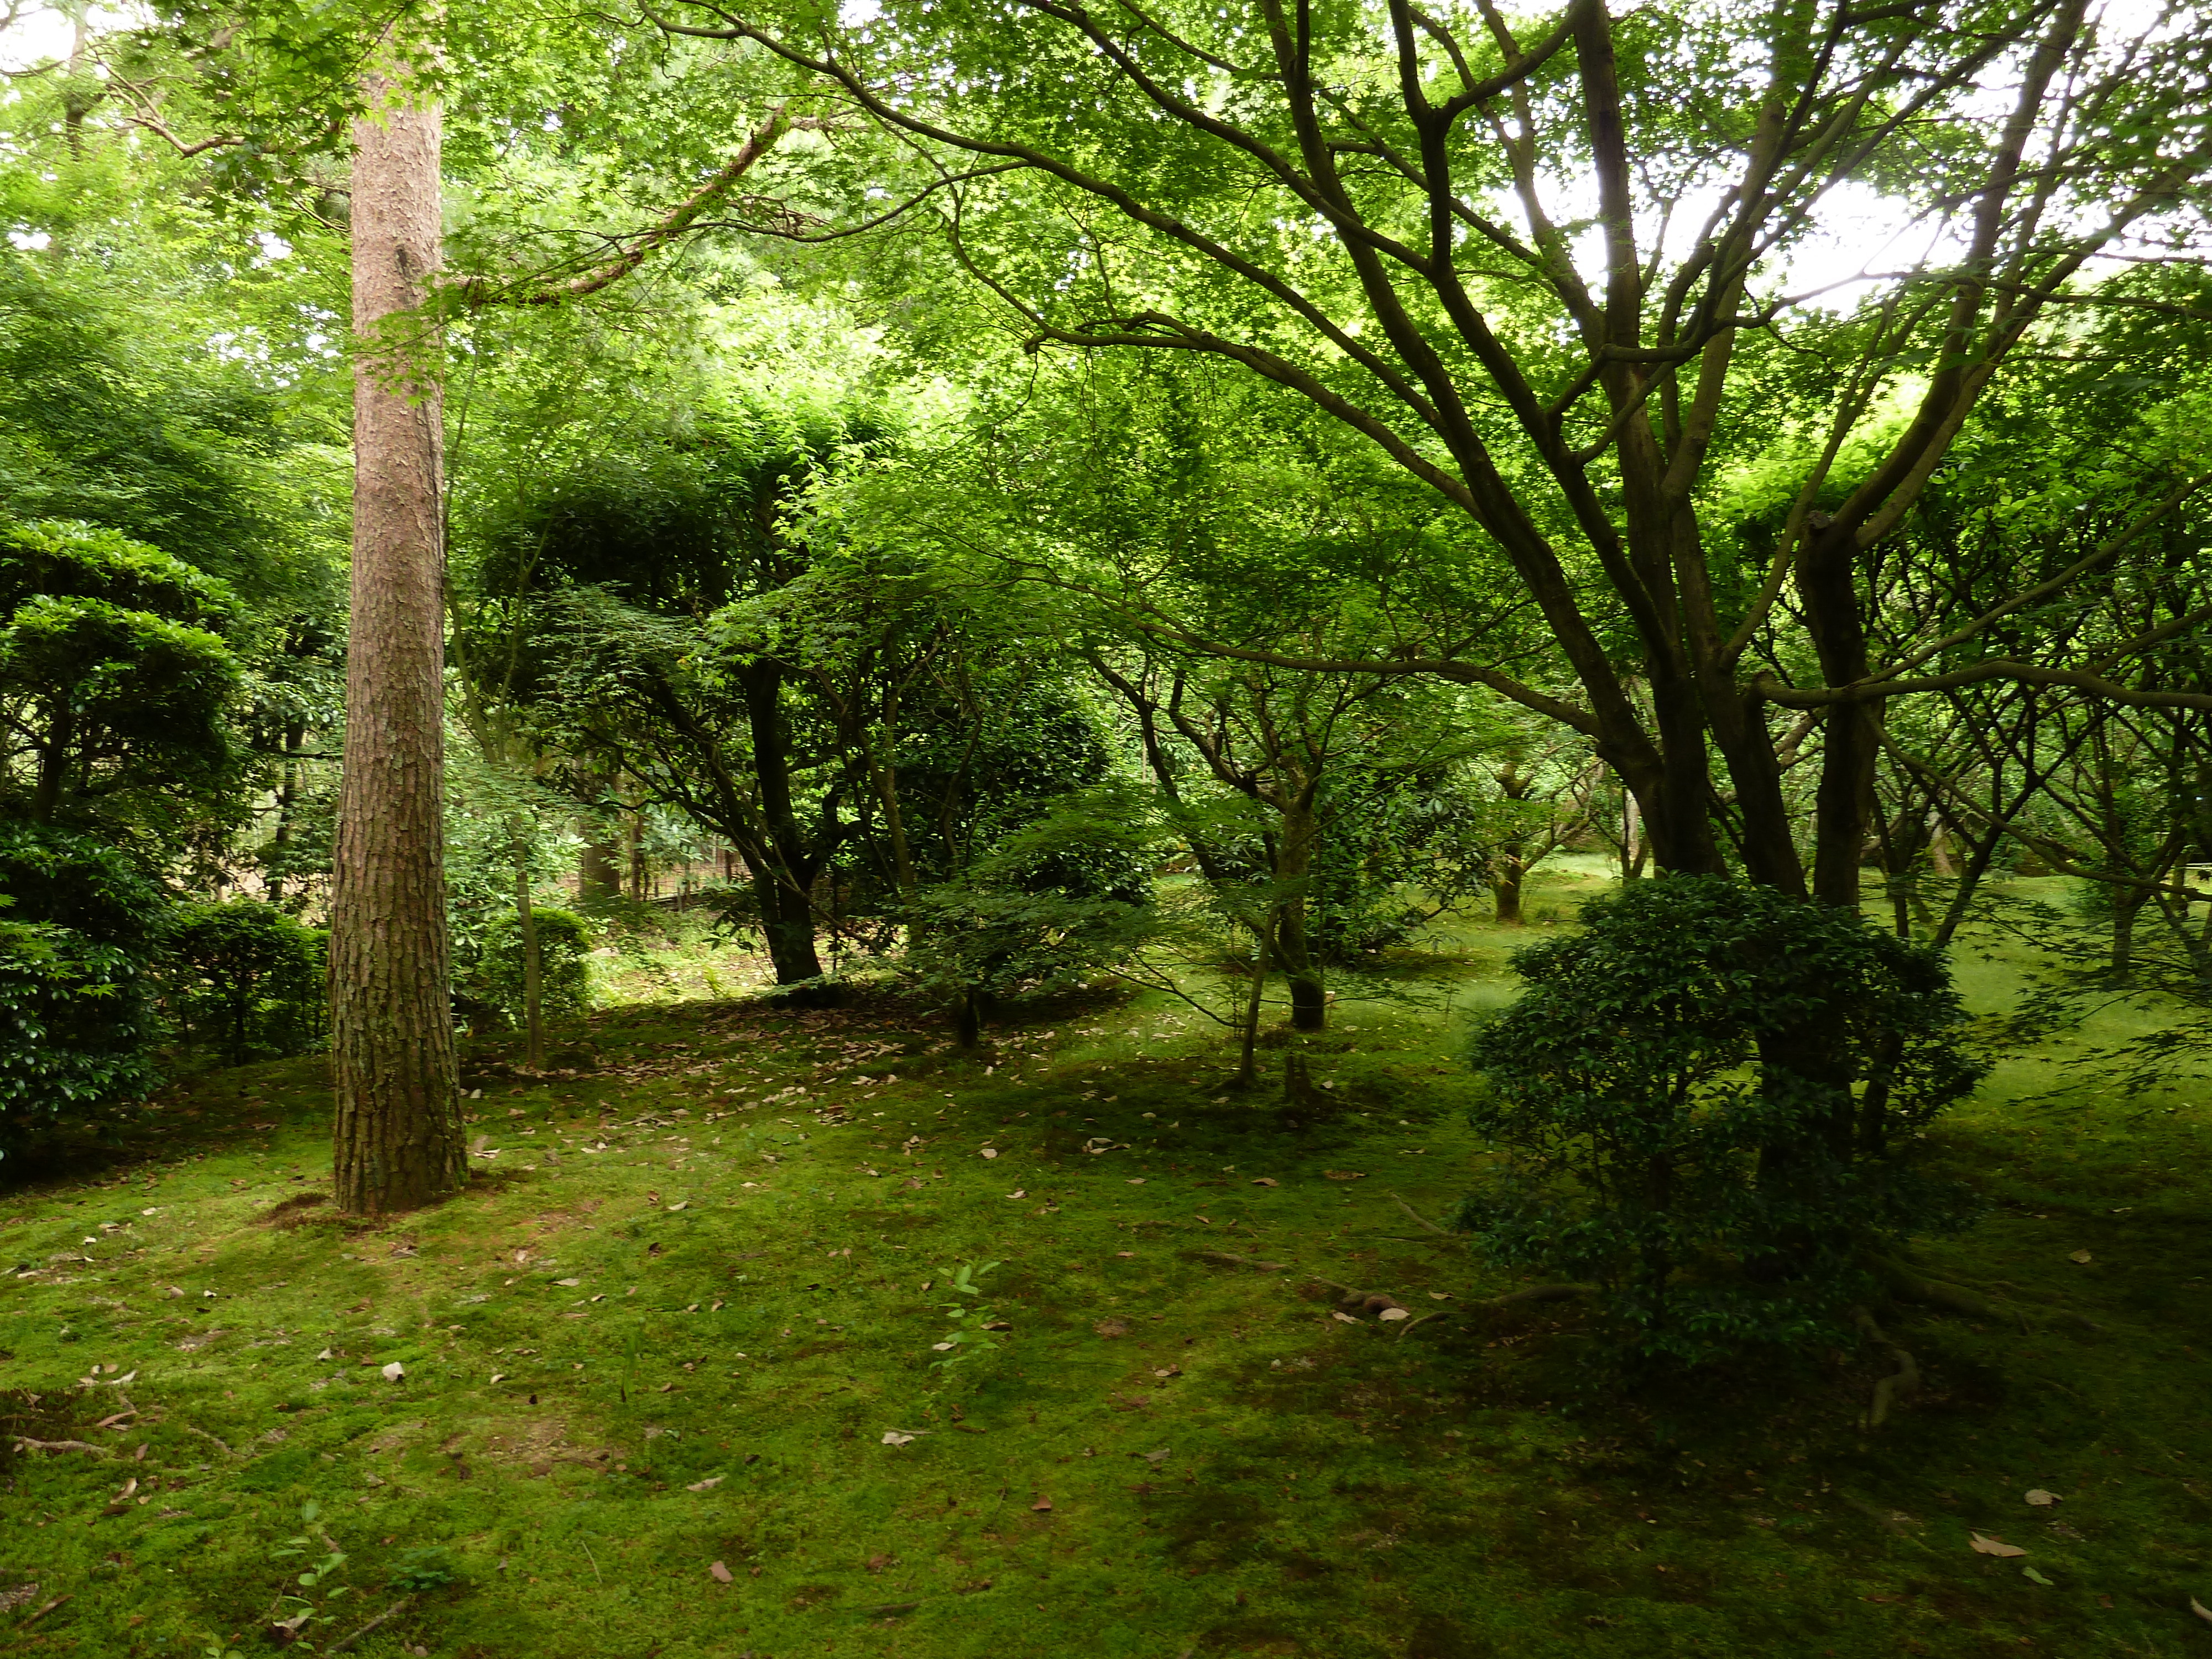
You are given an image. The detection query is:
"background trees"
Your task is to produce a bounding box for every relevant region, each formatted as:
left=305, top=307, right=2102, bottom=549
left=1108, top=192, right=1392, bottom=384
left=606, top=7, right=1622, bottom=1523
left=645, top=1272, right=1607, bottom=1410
left=0, top=0, right=2205, bottom=1267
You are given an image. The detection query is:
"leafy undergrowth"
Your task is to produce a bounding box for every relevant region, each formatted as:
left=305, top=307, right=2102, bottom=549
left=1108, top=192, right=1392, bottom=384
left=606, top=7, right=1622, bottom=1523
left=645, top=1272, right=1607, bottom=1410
left=4, top=968, right=2211, bottom=1658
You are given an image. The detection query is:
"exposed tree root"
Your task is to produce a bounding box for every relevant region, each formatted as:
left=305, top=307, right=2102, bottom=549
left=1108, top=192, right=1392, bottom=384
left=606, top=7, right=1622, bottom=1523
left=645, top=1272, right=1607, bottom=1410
left=1873, top=1256, right=2099, bottom=1333
left=1461, top=1283, right=1592, bottom=1311
left=1853, top=1308, right=1920, bottom=1430
left=1193, top=1250, right=1291, bottom=1273
left=1388, top=1193, right=1455, bottom=1237
left=10, top=1437, right=107, bottom=1456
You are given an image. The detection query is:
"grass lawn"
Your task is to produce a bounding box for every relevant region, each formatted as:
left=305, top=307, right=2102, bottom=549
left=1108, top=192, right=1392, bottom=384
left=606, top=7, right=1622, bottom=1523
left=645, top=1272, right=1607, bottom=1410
left=6, top=900, right=2211, bottom=1658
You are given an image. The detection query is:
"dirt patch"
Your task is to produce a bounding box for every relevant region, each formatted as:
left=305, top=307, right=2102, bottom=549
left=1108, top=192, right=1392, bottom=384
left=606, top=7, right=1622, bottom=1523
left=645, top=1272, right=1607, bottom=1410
left=258, top=1192, right=331, bottom=1228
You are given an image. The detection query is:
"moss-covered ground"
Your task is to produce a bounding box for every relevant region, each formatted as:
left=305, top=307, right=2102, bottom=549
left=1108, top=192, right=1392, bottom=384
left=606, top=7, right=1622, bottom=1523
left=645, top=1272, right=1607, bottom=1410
left=6, top=884, right=2212, bottom=1658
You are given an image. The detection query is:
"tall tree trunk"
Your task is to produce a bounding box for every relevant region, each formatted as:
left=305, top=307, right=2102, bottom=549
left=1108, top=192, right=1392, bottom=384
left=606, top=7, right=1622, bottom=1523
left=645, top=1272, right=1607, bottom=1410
left=330, top=61, right=463, bottom=1216
left=743, top=662, right=827, bottom=987
left=578, top=822, right=620, bottom=902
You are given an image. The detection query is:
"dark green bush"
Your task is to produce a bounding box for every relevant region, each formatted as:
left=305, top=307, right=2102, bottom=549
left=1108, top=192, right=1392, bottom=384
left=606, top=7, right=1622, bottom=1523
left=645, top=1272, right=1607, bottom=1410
left=904, top=785, right=1157, bottom=1043
left=158, top=899, right=326, bottom=1065
left=472, top=906, right=594, bottom=1030
left=0, top=823, right=166, bottom=1161
left=1459, top=875, right=1986, bottom=1369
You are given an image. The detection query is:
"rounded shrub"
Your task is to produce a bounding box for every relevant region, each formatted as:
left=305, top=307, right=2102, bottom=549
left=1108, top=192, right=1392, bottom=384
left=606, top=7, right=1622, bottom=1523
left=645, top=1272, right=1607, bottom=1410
left=158, top=899, right=327, bottom=1065
left=1459, top=874, right=1986, bottom=1369
left=0, top=823, right=167, bottom=1161
left=474, top=906, right=594, bottom=1029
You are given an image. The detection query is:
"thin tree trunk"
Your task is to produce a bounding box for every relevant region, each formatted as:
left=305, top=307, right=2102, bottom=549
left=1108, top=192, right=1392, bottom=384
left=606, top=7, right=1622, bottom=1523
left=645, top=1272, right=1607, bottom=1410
left=330, top=59, right=463, bottom=1215
left=29, top=699, right=72, bottom=821
left=1236, top=910, right=1274, bottom=1089
left=267, top=718, right=306, bottom=903
left=513, top=822, right=545, bottom=1070
left=1272, top=800, right=1326, bottom=1031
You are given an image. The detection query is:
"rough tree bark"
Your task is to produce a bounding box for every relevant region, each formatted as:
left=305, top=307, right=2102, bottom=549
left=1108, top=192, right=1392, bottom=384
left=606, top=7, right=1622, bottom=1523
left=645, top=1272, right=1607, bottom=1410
left=330, top=60, right=465, bottom=1214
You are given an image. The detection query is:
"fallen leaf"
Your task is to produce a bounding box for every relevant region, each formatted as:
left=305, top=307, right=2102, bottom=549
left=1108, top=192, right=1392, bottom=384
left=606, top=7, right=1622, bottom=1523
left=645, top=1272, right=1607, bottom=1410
left=489, top=1373, right=508, bottom=1385
left=881, top=1431, right=917, bottom=1446
left=2192, top=1597, right=2212, bottom=1625
left=709, top=1561, right=734, bottom=1583
left=555, top=1277, right=582, bottom=1287
left=2025, top=1489, right=2059, bottom=1506
left=315, top=1348, right=335, bottom=1361
left=2022, top=1567, right=2053, bottom=1586
left=980, top=1149, right=999, bottom=1160
left=2068, top=1249, right=2092, bottom=1264
left=1006, top=1190, right=1026, bottom=1199
left=1114, top=1250, right=1135, bottom=1258
left=1126, top=1178, right=1145, bottom=1186
left=380, top=1363, right=404, bottom=1383
left=1331, top=1311, right=1360, bottom=1324
left=1428, top=1292, right=1453, bottom=1301
left=1031, top=1495, right=1052, bottom=1511
left=666, top=1202, right=688, bottom=1212
left=1969, top=1533, right=2026, bottom=1558
left=1094, top=1319, right=1130, bottom=1338
left=1378, top=1307, right=1412, bottom=1322
left=1250, top=1177, right=1279, bottom=1187
left=1323, top=1171, right=1366, bottom=1182
left=687, top=1477, right=723, bottom=1491
left=1152, top=1365, right=1182, bottom=1379
left=1141, top=1447, right=1170, bottom=1463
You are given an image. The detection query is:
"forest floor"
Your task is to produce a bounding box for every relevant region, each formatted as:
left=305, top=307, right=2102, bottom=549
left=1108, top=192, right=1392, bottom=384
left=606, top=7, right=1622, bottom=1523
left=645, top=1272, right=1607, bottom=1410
left=6, top=877, right=2212, bottom=1659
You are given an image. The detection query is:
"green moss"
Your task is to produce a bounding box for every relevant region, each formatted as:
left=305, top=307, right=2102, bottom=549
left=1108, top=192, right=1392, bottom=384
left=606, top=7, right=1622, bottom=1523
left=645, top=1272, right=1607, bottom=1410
left=3, top=925, right=2209, bottom=1657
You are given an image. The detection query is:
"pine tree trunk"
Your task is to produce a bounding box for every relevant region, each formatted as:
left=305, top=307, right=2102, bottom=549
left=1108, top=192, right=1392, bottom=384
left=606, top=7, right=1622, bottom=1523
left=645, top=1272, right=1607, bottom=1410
left=330, top=63, right=463, bottom=1215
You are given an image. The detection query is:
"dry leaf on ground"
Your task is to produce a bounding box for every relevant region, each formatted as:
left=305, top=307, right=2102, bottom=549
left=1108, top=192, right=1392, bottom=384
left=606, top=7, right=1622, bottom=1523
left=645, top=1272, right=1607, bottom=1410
left=2025, top=1489, right=2059, bottom=1506
left=1094, top=1319, right=1130, bottom=1337
left=1969, top=1533, right=2026, bottom=1558
left=709, top=1561, right=733, bottom=1583
left=687, top=1477, right=722, bottom=1491
left=2069, top=1249, right=2093, bottom=1264
left=1250, top=1178, right=1278, bottom=1187
left=1031, top=1495, right=1052, bottom=1511
left=380, top=1363, right=404, bottom=1383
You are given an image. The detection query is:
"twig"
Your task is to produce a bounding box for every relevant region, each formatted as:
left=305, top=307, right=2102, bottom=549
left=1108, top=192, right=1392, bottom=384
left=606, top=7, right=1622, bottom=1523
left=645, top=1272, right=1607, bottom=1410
left=583, top=1541, right=603, bottom=1585
left=326, top=1594, right=413, bottom=1654
left=11, top=1438, right=107, bottom=1456
left=22, top=1594, right=69, bottom=1625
